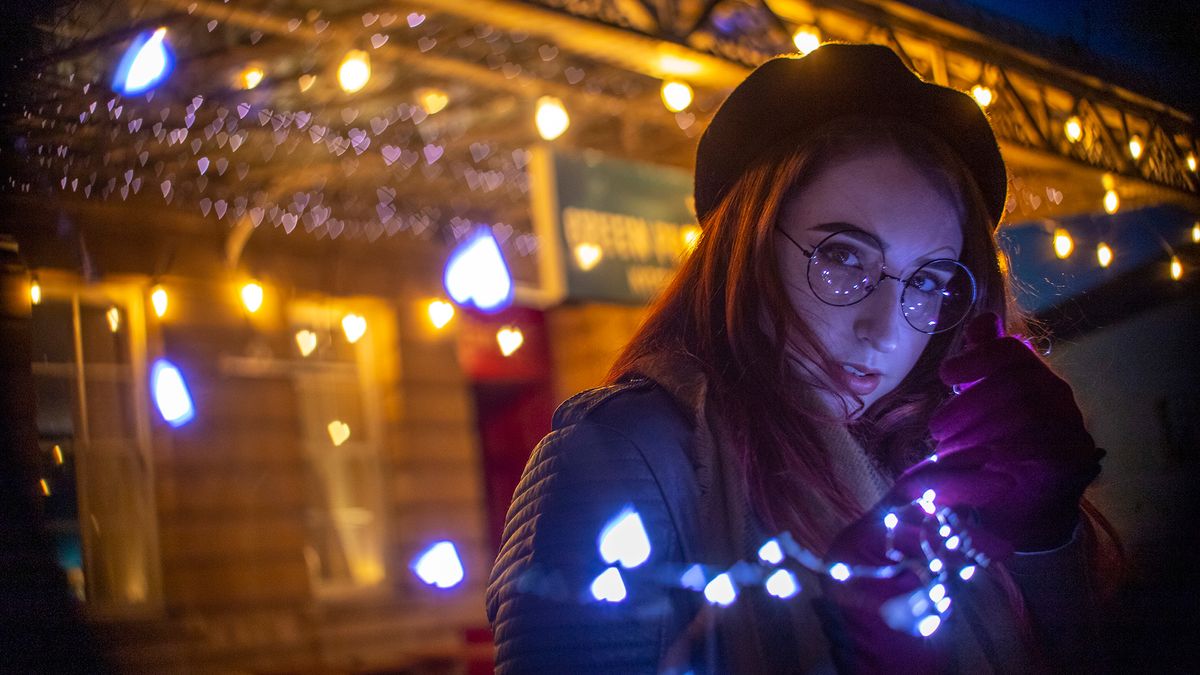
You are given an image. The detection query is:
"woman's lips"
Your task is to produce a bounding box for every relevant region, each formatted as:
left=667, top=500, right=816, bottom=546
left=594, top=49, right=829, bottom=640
left=839, top=364, right=881, bottom=396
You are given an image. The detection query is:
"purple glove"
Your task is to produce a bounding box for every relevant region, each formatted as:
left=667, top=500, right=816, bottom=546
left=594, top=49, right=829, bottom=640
left=899, top=312, right=1104, bottom=551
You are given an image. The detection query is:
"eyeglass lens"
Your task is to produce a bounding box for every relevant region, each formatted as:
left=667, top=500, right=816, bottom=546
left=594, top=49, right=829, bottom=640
left=806, top=232, right=975, bottom=334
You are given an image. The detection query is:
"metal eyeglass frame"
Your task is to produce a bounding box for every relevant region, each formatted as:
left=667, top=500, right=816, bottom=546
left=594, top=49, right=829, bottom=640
left=775, top=227, right=978, bottom=335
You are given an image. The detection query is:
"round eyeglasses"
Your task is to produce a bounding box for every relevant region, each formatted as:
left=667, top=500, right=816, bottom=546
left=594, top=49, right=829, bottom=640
left=777, top=228, right=977, bottom=335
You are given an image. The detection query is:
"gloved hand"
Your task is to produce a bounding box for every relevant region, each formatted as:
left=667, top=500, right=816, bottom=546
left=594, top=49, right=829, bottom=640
left=897, top=312, right=1104, bottom=551
left=820, top=477, right=1011, bottom=674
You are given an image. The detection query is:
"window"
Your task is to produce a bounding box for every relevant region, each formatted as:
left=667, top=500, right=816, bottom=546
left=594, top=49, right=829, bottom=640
left=289, top=302, right=388, bottom=595
left=30, top=278, right=161, bottom=611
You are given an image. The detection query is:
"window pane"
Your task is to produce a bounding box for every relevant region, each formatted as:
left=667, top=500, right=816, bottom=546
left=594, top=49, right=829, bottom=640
left=30, top=300, right=75, bottom=363
left=80, top=304, right=129, bottom=365
left=35, top=376, right=76, bottom=438
left=82, top=373, right=136, bottom=441
left=80, top=442, right=157, bottom=606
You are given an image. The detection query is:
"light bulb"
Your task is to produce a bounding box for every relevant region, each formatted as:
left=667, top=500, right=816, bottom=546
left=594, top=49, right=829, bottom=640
left=1096, top=243, right=1113, bottom=268
left=535, top=96, right=569, bottom=141
left=1128, top=135, right=1143, bottom=160
left=241, top=281, right=263, bottom=313
left=338, top=50, right=371, bottom=93
left=427, top=300, right=455, bottom=329
left=30, top=278, right=41, bottom=305
left=151, top=285, right=168, bottom=317
left=1103, top=189, right=1119, bottom=215
left=1053, top=228, right=1074, bottom=259
left=573, top=243, right=603, bottom=271
left=496, top=326, right=524, bottom=356
left=1191, top=222, right=1199, bottom=243
left=417, top=87, right=449, bottom=115
left=1187, top=152, right=1197, bottom=173
left=1064, top=116, right=1083, bottom=143
left=114, top=27, right=172, bottom=95
left=661, top=80, right=693, bottom=112
left=106, top=306, right=121, bottom=333
left=239, top=65, right=265, bottom=90
left=1170, top=256, right=1183, bottom=281
left=970, top=85, right=994, bottom=108
left=792, top=26, right=821, bottom=55
left=342, top=313, right=367, bottom=344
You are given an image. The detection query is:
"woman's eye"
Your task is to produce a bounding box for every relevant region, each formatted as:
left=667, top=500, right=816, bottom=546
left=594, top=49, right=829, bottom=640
left=823, top=245, right=862, bottom=267
left=909, top=273, right=945, bottom=293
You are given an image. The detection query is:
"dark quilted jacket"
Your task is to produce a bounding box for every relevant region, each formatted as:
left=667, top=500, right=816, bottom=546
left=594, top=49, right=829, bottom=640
left=486, top=379, right=1105, bottom=674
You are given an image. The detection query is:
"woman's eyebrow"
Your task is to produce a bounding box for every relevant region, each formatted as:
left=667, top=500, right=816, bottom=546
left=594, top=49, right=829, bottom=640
left=809, top=222, right=960, bottom=262
left=810, top=222, right=886, bottom=249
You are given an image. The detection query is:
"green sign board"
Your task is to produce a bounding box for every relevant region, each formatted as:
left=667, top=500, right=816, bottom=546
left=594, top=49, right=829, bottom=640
left=534, top=149, right=698, bottom=305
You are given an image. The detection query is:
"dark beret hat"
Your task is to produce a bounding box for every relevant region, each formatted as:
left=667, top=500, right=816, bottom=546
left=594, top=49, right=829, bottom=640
left=694, top=43, right=1008, bottom=228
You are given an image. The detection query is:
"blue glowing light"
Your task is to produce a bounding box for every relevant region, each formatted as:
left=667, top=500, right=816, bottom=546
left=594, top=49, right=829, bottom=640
left=412, top=541, right=464, bottom=588
left=935, top=596, right=952, bottom=614
left=883, top=512, right=899, bottom=530
left=945, top=535, right=961, bottom=550
left=928, top=583, right=946, bottom=603
left=598, top=506, right=651, bottom=569
left=917, top=615, right=942, bottom=637
left=703, top=572, right=737, bottom=606
left=680, top=564, right=706, bottom=591
left=928, top=558, right=944, bottom=573
left=765, top=569, right=799, bottom=599
left=938, top=524, right=952, bottom=537
left=829, top=562, right=851, bottom=582
left=151, top=359, right=194, bottom=427
left=958, top=565, right=976, bottom=581
left=113, top=28, right=173, bottom=95
left=757, top=538, right=783, bottom=565
left=443, top=227, right=513, bottom=313
left=591, top=566, right=626, bottom=602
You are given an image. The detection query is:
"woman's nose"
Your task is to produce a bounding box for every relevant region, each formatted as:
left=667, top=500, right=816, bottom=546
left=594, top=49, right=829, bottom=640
left=853, top=282, right=903, bottom=353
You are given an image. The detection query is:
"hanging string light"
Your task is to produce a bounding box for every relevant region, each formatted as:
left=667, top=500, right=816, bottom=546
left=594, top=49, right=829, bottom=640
left=1170, top=256, right=1184, bottom=281
left=238, top=65, right=265, bottom=90
left=970, top=85, right=994, bottom=108
left=573, top=242, right=603, bottom=271
left=1128, top=135, right=1144, bottom=160
left=338, top=50, right=371, bottom=93
left=660, top=80, right=693, bottom=112
left=341, top=313, right=367, bottom=344
left=535, top=96, right=570, bottom=141
left=1103, top=189, right=1119, bottom=215
left=427, top=300, right=455, bottom=329
left=416, top=87, right=450, bottom=115
left=1187, top=152, right=1197, bottom=173
left=1053, top=228, right=1074, bottom=259
left=295, top=329, right=318, bottom=357
left=1064, top=116, right=1083, bottom=143
left=496, top=326, right=524, bottom=356
left=792, top=26, right=821, bottom=55
left=151, top=285, right=168, bottom=318
left=30, top=276, right=41, bottom=305
left=1191, top=222, right=1199, bottom=243
left=106, top=306, right=121, bottom=333
left=1096, top=242, right=1113, bottom=268
left=240, top=281, right=264, bottom=313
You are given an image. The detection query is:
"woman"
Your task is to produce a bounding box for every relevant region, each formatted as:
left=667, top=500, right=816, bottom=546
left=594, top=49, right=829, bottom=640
left=487, top=43, right=1114, bottom=673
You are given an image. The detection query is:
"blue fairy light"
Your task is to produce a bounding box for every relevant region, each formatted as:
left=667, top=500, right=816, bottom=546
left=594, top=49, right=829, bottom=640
left=883, top=512, right=899, bottom=530
left=917, top=615, right=942, bottom=637
left=829, top=562, right=851, bottom=582
left=765, top=569, right=799, bottom=599
left=412, top=541, right=465, bottom=588
left=598, top=506, right=651, bottom=569
left=151, top=359, right=194, bottom=427
left=113, top=28, right=173, bottom=95
left=703, top=573, right=736, bottom=606
left=958, top=565, right=976, bottom=581
left=680, top=564, right=706, bottom=591
left=443, top=227, right=513, bottom=313
left=591, top=566, right=627, bottom=602
left=758, top=538, right=784, bottom=564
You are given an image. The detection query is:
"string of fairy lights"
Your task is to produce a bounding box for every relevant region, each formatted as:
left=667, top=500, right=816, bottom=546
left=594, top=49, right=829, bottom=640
left=582, top=485, right=988, bottom=638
